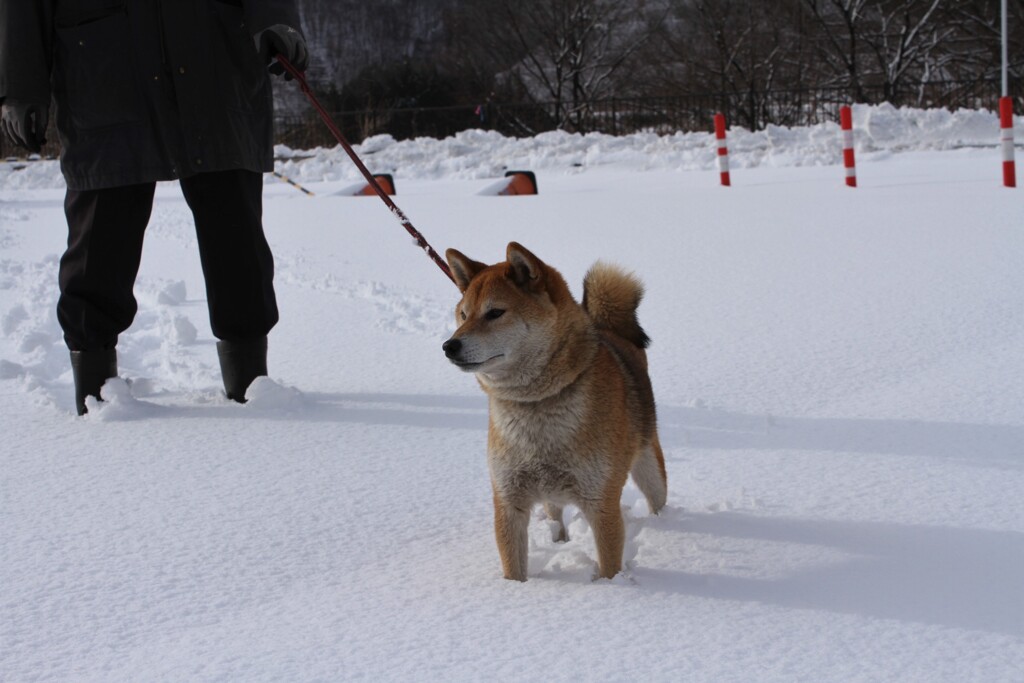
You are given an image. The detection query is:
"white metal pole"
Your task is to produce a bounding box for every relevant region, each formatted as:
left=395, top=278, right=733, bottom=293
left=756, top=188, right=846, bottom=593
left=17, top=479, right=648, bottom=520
left=1003, top=0, right=1009, bottom=97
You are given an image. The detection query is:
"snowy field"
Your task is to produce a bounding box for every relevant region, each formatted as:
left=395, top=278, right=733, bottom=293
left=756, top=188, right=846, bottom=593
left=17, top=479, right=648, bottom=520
left=2, top=105, right=1023, bottom=681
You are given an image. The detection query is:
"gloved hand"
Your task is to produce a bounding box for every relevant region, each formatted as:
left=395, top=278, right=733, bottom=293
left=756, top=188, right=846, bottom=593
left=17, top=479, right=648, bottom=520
left=254, top=24, right=308, bottom=79
left=1, top=101, right=49, bottom=153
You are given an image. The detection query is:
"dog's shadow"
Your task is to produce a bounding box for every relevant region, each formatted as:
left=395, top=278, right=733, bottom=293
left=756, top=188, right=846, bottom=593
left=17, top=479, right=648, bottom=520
left=305, top=394, right=1022, bottom=639
left=540, top=501, right=1024, bottom=639
left=657, top=403, right=1023, bottom=471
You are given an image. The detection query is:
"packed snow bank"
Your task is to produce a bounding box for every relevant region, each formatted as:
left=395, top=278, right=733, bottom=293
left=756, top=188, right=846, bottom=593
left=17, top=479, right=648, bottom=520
left=1, top=104, right=1019, bottom=192
left=272, top=103, right=1020, bottom=183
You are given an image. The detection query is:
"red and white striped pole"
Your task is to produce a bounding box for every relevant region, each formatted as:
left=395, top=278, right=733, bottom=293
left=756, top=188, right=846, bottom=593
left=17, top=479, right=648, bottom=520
left=1000, top=97, right=1016, bottom=188
left=840, top=106, right=857, bottom=188
left=714, top=112, right=731, bottom=186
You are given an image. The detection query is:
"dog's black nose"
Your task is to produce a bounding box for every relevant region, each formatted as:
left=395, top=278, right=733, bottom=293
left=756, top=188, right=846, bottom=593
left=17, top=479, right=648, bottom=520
left=442, top=338, right=462, bottom=358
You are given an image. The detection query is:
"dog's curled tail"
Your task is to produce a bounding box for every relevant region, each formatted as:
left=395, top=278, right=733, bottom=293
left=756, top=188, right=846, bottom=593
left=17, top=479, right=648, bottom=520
left=583, top=261, right=650, bottom=349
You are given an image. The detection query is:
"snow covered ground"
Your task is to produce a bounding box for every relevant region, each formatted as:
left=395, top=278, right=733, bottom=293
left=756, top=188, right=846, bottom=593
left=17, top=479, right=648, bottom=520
left=2, top=105, right=1023, bottom=681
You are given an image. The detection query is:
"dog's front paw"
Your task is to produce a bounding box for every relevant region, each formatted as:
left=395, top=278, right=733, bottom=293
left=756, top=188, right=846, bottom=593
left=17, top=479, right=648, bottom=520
left=592, top=568, right=637, bottom=585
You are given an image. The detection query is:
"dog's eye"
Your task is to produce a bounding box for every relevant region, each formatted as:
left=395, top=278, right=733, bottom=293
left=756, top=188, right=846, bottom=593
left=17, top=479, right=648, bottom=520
left=485, top=308, right=505, bottom=321
left=460, top=310, right=467, bottom=321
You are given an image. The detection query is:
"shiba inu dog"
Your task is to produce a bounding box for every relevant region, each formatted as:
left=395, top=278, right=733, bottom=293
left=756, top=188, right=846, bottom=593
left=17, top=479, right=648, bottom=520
left=442, top=242, right=667, bottom=581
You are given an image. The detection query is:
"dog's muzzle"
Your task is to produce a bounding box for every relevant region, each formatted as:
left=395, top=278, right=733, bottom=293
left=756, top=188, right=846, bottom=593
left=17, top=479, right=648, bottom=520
left=443, top=338, right=503, bottom=371
left=442, top=338, right=462, bottom=360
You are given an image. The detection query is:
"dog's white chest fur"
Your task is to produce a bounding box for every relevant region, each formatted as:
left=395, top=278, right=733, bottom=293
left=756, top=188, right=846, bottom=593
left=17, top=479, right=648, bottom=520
left=487, top=387, right=607, bottom=505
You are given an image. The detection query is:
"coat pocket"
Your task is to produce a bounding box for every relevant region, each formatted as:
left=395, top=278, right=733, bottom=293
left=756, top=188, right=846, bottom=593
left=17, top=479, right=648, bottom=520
left=55, top=11, right=143, bottom=130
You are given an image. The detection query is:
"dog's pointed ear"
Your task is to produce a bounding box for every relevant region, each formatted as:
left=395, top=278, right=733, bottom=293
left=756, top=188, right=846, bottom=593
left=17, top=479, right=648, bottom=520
left=446, top=248, right=487, bottom=293
left=506, top=242, right=544, bottom=290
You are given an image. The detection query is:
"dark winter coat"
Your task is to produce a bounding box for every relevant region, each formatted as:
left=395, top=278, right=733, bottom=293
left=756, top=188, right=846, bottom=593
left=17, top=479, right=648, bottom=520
left=0, top=0, right=302, bottom=190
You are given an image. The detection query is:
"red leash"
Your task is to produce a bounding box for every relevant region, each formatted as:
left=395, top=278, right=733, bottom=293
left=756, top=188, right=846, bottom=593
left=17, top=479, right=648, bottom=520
left=275, top=55, right=456, bottom=285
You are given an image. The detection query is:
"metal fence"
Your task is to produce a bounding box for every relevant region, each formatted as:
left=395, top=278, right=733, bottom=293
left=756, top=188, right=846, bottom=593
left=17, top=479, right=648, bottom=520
left=5, top=78, right=1018, bottom=159
left=275, top=78, right=1021, bottom=150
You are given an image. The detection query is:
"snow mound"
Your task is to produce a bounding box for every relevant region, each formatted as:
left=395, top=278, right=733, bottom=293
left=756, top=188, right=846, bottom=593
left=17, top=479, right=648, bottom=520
left=87, top=377, right=162, bottom=421
left=243, top=376, right=308, bottom=413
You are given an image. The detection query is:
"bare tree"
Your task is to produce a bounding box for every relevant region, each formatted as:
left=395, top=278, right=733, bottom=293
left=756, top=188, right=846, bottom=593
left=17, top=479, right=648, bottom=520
left=803, top=0, right=873, bottom=99
left=649, top=0, right=812, bottom=128
left=801, top=0, right=996, bottom=102
left=694, top=0, right=806, bottom=127
left=863, top=0, right=952, bottom=99
left=450, top=0, right=663, bottom=131
left=944, top=0, right=1024, bottom=82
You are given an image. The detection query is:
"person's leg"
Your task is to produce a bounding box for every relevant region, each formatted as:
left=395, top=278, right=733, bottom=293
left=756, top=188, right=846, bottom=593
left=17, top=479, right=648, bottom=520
left=179, top=170, right=278, bottom=401
left=59, top=183, right=156, bottom=349
left=59, top=183, right=155, bottom=414
left=179, top=169, right=278, bottom=341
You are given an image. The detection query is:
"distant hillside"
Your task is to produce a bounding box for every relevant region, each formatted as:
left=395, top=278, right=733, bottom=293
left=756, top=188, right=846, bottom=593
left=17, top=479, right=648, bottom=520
left=298, top=0, right=456, bottom=85
left=271, top=0, right=457, bottom=116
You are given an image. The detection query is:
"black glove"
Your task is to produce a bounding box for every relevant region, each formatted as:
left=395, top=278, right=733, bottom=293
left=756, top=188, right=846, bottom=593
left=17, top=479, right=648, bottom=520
left=254, top=24, right=308, bottom=79
left=1, top=101, right=49, bottom=154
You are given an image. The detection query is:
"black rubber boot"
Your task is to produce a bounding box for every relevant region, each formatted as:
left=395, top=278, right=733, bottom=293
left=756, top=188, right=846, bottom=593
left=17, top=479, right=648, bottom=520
left=70, top=349, right=118, bottom=416
left=216, top=336, right=268, bottom=403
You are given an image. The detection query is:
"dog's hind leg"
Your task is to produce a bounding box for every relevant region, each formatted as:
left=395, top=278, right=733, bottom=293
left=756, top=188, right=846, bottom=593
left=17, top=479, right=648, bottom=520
left=631, top=435, right=667, bottom=514
left=586, top=493, right=626, bottom=580
left=493, top=491, right=530, bottom=581
left=544, top=502, right=568, bottom=542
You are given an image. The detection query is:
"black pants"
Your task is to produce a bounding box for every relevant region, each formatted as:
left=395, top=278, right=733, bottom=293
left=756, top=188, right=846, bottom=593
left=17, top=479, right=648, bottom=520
left=58, top=169, right=279, bottom=350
